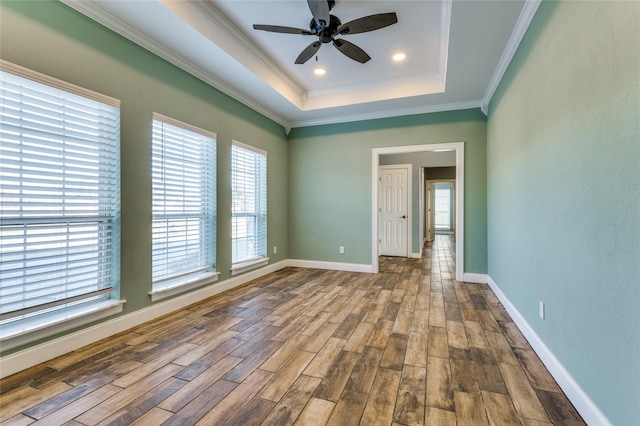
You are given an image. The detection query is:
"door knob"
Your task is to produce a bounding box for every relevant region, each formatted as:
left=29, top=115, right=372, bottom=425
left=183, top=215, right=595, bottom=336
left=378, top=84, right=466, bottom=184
left=401, top=215, right=406, bottom=219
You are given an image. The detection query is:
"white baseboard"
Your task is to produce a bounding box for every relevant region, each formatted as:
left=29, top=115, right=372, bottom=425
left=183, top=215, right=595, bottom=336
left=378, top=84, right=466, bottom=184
left=410, top=251, right=422, bottom=259
left=287, top=259, right=375, bottom=274
left=0, top=260, right=288, bottom=378
left=463, top=273, right=488, bottom=283
left=487, top=275, right=611, bottom=426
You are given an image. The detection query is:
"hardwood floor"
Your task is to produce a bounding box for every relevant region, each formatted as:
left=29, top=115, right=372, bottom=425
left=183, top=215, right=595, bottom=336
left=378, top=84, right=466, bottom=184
left=0, top=235, right=585, bottom=425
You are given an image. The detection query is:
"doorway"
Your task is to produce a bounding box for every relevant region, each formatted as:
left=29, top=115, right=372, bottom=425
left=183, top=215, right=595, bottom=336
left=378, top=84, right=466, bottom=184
left=426, top=179, right=456, bottom=242
left=372, top=143, right=464, bottom=280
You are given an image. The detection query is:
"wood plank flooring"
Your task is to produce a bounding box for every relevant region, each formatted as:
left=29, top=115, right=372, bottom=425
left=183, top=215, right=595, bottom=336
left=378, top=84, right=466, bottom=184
left=0, top=235, right=585, bottom=425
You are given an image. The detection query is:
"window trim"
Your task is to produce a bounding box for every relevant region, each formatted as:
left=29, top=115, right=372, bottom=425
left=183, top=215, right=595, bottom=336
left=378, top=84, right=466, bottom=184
left=0, top=60, right=120, bottom=107
left=149, top=271, right=219, bottom=302
left=0, top=287, right=114, bottom=322
left=0, top=60, right=123, bottom=348
left=151, top=112, right=217, bottom=141
left=1, top=300, right=125, bottom=351
left=150, top=113, right=217, bottom=297
left=230, top=257, right=270, bottom=276
left=231, top=140, right=268, bottom=271
left=232, top=139, right=267, bottom=157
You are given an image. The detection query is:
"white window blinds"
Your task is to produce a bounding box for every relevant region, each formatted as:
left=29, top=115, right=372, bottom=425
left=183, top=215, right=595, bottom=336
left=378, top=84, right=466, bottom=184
left=231, top=142, right=266, bottom=264
left=0, top=64, right=120, bottom=322
left=151, top=114, right=216, bottom=284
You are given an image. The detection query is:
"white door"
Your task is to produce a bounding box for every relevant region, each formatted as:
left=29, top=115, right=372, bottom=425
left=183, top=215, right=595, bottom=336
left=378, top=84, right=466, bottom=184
left=379, top=166, right=409, bottom=257
left=427, top=182, right=436, bottom=241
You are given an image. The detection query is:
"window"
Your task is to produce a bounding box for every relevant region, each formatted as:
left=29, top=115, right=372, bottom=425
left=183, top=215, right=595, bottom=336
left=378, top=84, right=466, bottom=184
left=435, top=183, right=454, bottom=231
left=231, top=141, right=267, bottom=271
left=0, top=61, right=121, bottom=344
left=151, top=114, right=216, bottom=296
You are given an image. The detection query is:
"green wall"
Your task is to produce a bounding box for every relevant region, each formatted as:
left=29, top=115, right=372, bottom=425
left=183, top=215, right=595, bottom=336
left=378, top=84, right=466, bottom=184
left=9, top=4, right=636, bottom=422
left=288, top=109, right=487, bottom=273
left=487, top=2, right=640, bottom=424
left=0, top=1, right=289, bottom=353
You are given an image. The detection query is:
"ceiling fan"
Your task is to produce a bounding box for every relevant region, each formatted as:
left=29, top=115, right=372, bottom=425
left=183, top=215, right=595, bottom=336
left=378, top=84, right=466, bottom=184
left=252, top=0, right=398, bottom=64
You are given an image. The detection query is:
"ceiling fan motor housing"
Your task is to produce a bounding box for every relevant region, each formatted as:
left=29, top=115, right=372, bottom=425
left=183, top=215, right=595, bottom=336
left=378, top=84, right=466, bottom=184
left=310, top=14, right=342, bottom=43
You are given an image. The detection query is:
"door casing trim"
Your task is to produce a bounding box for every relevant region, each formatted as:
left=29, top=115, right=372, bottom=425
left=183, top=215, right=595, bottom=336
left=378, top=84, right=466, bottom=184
left=372, top=142, right=464, bottom=280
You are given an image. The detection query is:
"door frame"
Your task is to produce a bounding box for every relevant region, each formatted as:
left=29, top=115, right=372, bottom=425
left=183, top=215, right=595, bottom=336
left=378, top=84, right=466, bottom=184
left=378, top=164, right=412, bottom=258
left=371, top=142, right=464, bottom=280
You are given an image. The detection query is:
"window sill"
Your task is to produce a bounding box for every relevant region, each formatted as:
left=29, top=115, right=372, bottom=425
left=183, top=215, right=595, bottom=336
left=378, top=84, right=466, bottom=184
left=150, top=271, right=220, bottom=302
left=0, top=300, right=126, bottom=352
left=231, top=257, right=270, bottom=276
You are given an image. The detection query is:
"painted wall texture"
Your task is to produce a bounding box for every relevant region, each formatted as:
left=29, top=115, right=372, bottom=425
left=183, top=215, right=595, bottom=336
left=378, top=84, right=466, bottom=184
left=0, top=1, right=289, bottom=354
left=487, top=2, right=640, bottom=424
left=6, top=2, right=637, bottom=422
left=288, top=109, right=487, bottom=273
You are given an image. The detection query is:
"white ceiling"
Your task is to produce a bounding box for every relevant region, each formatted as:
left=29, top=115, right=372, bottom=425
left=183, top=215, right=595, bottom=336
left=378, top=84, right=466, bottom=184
left=62, top=0, right=540, bottom=130
left=213, top=0, right=447, bottom=106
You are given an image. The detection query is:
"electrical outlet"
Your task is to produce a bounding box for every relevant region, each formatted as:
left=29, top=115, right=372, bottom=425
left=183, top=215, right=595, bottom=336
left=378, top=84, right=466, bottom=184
left=539, top=300, right=545, bottom=320
left=339, top=246, right=345, bottom=254
left=273, top=246, right=277, bottom=255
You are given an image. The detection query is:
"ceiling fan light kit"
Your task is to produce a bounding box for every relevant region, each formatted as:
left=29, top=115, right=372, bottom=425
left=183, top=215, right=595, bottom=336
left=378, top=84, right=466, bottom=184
left=253, top=0, right=398, bottom=65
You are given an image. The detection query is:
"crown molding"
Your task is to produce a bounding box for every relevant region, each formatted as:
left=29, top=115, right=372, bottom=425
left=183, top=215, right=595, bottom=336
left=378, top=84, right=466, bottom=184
left=59, top=0, right=291, bottom=129
left=303, top=71, right=445, bottom=110
left=481, top=0, right=541, bottom=115
left=58, top=0, right=523, bottom=131
left=291, top=100, right=482, bottom=129
left=190, top=1, right=304, bottom=99
left=439, top=0, right=453, bottom=77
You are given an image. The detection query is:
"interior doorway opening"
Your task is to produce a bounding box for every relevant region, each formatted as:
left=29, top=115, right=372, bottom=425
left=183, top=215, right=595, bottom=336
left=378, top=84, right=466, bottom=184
left=426, top=178, right=456, bottom=243
left=435, top=184, right=454, bottom=232
left=372, top=143, right=464, bottom=281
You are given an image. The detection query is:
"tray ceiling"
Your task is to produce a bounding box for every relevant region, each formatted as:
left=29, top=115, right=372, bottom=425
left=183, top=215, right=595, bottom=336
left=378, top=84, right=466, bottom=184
left=61, top=0, right=540, bottom=129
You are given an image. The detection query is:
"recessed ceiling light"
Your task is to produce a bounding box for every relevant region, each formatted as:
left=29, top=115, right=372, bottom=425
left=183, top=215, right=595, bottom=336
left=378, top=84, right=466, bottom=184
left=314, top=68, right=326, bottom=76
left=392, top=52, right=406, bottom=62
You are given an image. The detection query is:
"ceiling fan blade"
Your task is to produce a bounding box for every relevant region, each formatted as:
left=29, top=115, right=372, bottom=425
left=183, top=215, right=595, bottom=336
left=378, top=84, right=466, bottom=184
left=295, top=41, right=322, bottom=64
left=337, top=12, right=398, bottom=35
left=332, top=38, right=371, bottom=63
left=253, top=24, right=312, bottom=35
left=307, top=0, right=330, bottom=25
